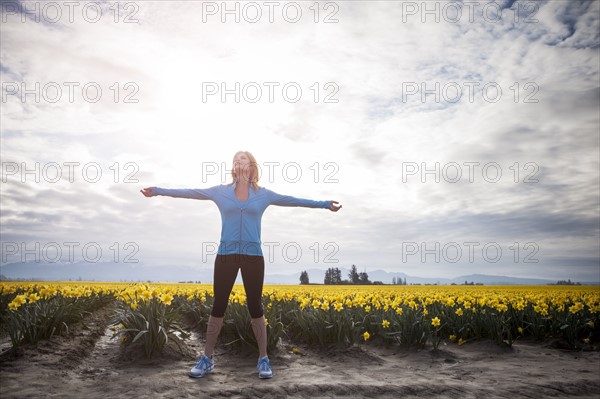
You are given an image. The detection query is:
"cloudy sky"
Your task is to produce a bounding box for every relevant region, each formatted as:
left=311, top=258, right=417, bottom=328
left=1, top=0, right=599, bottom=282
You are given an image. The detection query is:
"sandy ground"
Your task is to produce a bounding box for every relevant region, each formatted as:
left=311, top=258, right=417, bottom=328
left=1, top=304, right=599, bottom=399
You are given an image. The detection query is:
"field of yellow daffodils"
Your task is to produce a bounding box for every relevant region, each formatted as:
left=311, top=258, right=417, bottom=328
left=2, top=282, right=598, bottom=356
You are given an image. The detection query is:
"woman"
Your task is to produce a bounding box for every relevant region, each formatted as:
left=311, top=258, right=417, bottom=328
left=140, top=150, right=342, bottom=379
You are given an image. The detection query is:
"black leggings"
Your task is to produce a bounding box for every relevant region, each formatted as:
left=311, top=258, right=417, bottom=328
left=210, top=254, right=265, bottom=319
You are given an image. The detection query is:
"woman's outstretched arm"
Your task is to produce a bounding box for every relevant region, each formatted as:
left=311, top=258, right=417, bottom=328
left=268, top=189, right=342, bottom=212
left=140, top=186, right=217, bottom=200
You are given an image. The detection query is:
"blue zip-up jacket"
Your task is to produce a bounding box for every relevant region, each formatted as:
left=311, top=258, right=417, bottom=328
left=151, top=180, right=331, bottom=256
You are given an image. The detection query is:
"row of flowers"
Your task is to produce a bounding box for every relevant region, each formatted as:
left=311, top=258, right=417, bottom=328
left=1, top=283, right=599, bottom=356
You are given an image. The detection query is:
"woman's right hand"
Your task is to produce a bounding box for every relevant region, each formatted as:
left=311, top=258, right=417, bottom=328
left=140, top=187, right=154, bottom=197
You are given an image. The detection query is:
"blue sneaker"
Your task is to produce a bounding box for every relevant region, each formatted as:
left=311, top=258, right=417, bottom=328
left=189, top=354, right=214, bottom=378
left=257, top=355, right=273, bottom=379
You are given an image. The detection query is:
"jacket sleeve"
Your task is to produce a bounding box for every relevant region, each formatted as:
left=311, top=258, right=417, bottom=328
left=268, top=189, right=331, bottom=209
left=152, top=185, right=218, bottom=200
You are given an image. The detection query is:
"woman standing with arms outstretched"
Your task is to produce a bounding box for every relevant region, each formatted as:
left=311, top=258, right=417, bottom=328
left=141, top=150, right=342, bottom=379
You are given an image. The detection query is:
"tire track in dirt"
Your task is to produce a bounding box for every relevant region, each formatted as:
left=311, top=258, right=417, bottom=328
left=200, top=380, right=600, bottom=399
left=59, top=304, right=200, bottom=397
left=0, top=301, right=118, bottom=397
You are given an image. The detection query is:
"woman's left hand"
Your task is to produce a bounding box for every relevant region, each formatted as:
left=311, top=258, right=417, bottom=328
left=329, top=201, right=342, bottom=212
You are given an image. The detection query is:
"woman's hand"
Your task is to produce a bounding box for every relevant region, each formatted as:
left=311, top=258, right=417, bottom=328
left=329, top=201, right=342, bottom=212
left=140, top=187, right=154, bottom=197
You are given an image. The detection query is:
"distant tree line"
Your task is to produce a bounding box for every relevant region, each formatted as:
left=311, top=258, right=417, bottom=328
left=451, top=281, right=484, bottom=286
left=299, top=265, right=384, bottom=285
left=549, top=279, right=581, bottom=286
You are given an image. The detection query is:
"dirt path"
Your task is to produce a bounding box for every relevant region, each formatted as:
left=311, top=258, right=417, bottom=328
left=1, top=306, right=599, bottom=399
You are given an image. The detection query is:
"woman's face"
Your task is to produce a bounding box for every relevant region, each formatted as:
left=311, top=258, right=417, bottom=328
left=233, top=152, right=252, bottom=178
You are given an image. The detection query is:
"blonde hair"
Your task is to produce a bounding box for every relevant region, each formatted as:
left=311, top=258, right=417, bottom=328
left=229, top=150, right=261, bottom=191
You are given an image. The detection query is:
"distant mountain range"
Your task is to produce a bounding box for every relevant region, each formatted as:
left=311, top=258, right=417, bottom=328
left=266, top=268, right=598, bottom=286
left=1, top=261, right=598, bottom=285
